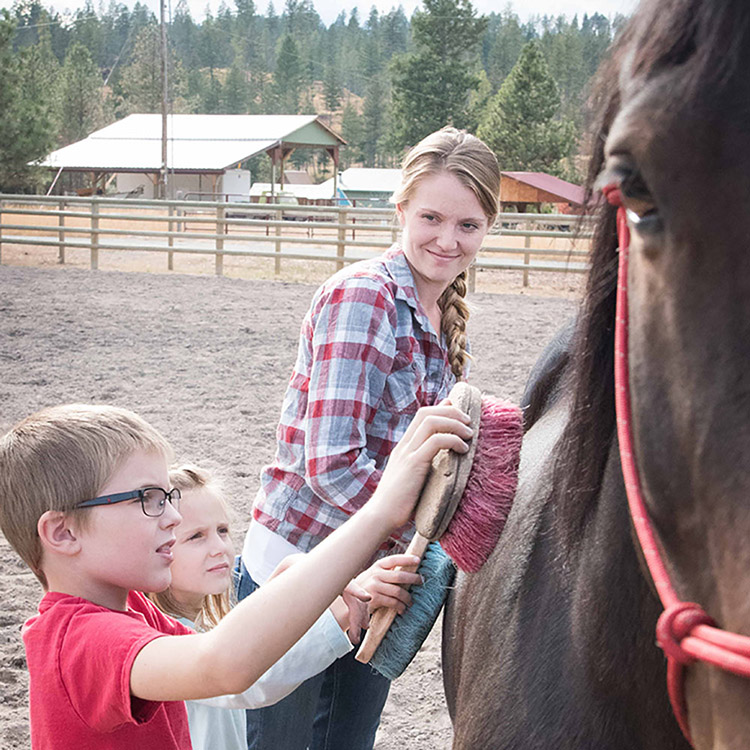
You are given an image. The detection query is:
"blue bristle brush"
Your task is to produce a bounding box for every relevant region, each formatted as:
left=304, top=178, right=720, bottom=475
left=355, top=382, right=522, bottom=679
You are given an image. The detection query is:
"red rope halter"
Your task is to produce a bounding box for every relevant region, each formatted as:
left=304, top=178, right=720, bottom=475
left=603, top=184, right=750, bottom=745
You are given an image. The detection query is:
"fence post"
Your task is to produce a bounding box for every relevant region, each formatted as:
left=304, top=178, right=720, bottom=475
left=336, top=209, right=347, bottom=271
left=167, top=204, right=174, bottom=271
left=0, top=198, right=3, bottom=265
left=215, top=205, right=225, bottom=276
left=90, top=199, right=99, bottom=270
left=274, top=208, right=282, bottom=276
left=522, top=233, right=531, bottom=288
left=58, top=199, right=66, bottom=264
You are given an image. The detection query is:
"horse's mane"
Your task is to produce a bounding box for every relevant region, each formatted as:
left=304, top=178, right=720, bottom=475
left=553, top=0, right=750, bottom=540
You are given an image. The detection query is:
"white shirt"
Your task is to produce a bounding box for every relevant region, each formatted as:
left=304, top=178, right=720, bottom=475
left=179, top=607, right=352, bottom=750
left=242, top=514, right=301, bottom=585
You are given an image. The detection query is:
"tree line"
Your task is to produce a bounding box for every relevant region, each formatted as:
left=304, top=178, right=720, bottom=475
left=0, top=0, right=625, bottom=192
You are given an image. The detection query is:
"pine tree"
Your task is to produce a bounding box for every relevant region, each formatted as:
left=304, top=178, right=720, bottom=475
left=69, top=1, right=105, bottom=67
left=465, top=68, right=491, bottom=133
left=59, top=41, right=112, bottom=145
left=0, top=10, right=55, bottom=191
left=486, top=7, right=526, bottom=89
left=118, top=25, right=161, bottom=112
left=322, top=43, right=341, bottom=112
left=18, top=25, right=61, bottom=138
left=388, top=0, right=487, bottom=151
left=340, top=100, right=363, bottom=168
left=272, top=34, right=303, bottom=113
left=119, top=24, right=188, bottom=115
left=234, top=0, right=259, bottom=71
left=361, top=37, right=386, bottom=166
left=541, top=16, right=586, bottom=121
left=224, top=56, right=250, bottom=113
left=478, top=40, right=576, bottom=175
left=171, top=0, right=199, bottom=70
left=199, top=70, right=223, bottom=113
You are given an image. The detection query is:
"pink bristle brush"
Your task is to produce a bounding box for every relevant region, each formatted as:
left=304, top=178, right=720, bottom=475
left=356, top=381, right=522, bottom=675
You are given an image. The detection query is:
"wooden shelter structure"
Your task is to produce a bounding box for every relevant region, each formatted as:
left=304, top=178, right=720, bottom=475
left=500, top=171, right=586, bottom=213
left=39, top=114, right=346, bottom=200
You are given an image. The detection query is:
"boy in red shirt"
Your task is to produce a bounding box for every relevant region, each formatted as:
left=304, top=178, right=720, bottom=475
left=0, top=402, right=471, bottom=749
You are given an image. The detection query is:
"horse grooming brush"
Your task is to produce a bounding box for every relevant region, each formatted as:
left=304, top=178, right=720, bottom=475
left=355, top=381, right=523, bottom=678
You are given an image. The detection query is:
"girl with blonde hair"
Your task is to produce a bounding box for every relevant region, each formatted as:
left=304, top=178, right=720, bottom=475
left=150, top=463, right=415, bottom=750
left=238, top=127, right=500, bottom=750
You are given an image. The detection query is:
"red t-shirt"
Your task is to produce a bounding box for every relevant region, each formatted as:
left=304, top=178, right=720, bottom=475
left=23, top=590, right=194, bottom=749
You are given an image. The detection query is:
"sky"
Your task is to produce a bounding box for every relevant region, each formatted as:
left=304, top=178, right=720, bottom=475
left=41, top=0, right=638, bottom=27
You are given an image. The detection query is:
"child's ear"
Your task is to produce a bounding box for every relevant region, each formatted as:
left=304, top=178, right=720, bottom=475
left=37, top=511, right=82, bottom=556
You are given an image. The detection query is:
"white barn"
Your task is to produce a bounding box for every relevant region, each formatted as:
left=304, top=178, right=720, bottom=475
left=40, top=114, right=346, bottom=200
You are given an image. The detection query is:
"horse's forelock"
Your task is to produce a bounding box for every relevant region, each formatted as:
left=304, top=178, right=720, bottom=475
left=627, top=0, right=750, bottom=92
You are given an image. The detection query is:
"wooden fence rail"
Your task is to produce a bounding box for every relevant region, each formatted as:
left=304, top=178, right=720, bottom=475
left=0, top=194, right=594, bottom=290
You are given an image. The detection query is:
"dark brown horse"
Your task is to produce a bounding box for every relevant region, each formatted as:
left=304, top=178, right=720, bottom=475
left=443, top=1, right=750, bottom=748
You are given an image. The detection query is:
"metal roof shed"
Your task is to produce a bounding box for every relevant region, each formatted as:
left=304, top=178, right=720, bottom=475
left=500, top=171, right=586, bottom=213
left=319, top=168, right=402, bottom=207
left=39, top=114, right=346, bottom=200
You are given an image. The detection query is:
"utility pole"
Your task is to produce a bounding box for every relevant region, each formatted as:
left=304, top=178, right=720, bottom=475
left=158, top=0, right=168, bottom=199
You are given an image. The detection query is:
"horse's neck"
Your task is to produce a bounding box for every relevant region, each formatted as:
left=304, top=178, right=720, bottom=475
left=555, top=427, right=685, bottom=746
left=522, top=396, right=684, bottom=745
left=445, top=391, right=688, bottom=748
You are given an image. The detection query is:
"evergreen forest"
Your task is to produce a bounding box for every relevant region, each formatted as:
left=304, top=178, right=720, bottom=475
left=0, top=0, right=626, bottom=192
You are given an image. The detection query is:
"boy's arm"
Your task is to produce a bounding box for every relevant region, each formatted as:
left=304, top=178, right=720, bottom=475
left=191, top=607, right=350, bottom=709
left=130, top=403, right=472, bottom=702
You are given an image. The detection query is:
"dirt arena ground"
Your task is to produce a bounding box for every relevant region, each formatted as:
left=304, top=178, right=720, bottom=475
left=0, top=254, right=578, bottom=749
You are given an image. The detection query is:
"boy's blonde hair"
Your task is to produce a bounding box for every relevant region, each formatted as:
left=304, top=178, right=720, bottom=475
left=148, top=464, right=234, bottom=630
left=0, top=403, right=173, bottom=587
left=392, top=127, right=500, bottom=379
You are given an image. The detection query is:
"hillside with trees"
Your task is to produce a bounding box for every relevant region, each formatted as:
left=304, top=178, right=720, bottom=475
left=0, top=0, right=625, bottom=192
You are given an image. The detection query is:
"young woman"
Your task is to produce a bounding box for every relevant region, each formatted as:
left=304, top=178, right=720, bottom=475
left=238, top=127, right=501, bottom=750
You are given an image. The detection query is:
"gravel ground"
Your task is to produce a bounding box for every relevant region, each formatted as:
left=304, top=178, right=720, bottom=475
left=0, top=260, right=577, bottom=749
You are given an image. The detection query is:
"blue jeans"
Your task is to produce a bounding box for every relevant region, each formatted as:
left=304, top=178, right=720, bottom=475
left=235, top=558, right=391, bottom=750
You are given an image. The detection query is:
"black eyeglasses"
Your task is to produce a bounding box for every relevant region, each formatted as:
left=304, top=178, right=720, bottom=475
left=76, top=487, right=181, bottom=517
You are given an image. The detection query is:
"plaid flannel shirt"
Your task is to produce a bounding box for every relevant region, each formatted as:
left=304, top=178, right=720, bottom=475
left=253, top=246, right=462, bottom=553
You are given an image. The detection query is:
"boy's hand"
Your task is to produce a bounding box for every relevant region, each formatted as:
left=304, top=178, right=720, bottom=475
left=372, top=401, right=473, bottom=529
left=356, top=553, right=422, bottom=615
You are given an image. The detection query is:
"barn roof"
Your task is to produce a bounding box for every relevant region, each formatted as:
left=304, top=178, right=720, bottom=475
left=318, top=168, right=402, bottom=196
left=340, top=168, right=402, bottom=193
left=501, top=171, right=585, bottom=205
left=39, top=114, right=345, bottom=173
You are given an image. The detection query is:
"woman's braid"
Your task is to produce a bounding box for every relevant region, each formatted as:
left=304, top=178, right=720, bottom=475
left=438, top=271, right=470, bottom=380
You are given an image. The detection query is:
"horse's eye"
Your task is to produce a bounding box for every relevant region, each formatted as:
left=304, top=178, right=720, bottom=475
left=600, top=159, right=663, bottom=236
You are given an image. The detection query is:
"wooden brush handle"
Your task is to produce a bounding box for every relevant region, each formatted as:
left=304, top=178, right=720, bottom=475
left=355, top=532, right=430, bottom=664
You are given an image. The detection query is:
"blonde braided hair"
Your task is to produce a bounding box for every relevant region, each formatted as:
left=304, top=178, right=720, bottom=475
left=438, top=271, right=471, bottom=379
left=392, top=127, right=500, bottom=379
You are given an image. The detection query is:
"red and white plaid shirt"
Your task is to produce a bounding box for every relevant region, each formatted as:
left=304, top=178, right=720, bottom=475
left=253, top=246, right=462, bottom=553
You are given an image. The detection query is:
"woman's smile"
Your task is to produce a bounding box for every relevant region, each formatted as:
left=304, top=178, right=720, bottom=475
left=396, top=171, right=488, bottom=307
